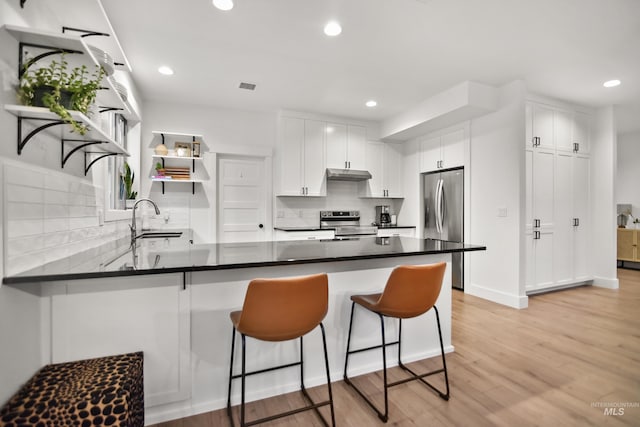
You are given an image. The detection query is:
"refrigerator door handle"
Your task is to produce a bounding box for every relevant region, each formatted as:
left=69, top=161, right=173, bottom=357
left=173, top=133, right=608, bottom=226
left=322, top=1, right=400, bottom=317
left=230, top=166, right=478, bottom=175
left=434, top=180, right=440, bottom=234
left=438, top=178, right=445, bottom=233
left=435, top=178, right=443, bottom=234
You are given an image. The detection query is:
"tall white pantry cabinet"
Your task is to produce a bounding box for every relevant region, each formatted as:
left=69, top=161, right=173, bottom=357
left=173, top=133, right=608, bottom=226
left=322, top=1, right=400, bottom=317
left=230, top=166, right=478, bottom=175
left=525, top=101, right=592, bottom=293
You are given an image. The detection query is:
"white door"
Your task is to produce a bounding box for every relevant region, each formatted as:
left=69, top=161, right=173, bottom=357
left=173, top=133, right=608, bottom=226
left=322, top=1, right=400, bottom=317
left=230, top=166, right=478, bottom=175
left=420, top=136, right=441, bottom=172
left=347, top=125, right=367, bottom=170
left=384, top=142, right=404, bottom=198
left=532, top=148, right=555, bottom=289
left=441, top=128, right=465, bottom=169
left=218, top=156, right=268, bottom=242
left=573, top=155, right=590, bottom=280
left=364, top=140, right=384, bottom=197
left=554, top=152, right=574, bottom=285
left=278, top=117, right=304, bottom=196
left=303, top=119, right=327, bottom=196
left=326, top=122, right=347, bottom=169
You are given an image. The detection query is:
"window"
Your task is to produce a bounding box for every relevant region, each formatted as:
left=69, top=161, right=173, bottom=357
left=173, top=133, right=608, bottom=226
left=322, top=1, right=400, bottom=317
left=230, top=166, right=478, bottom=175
left=108, top=113, right=128, bottom=210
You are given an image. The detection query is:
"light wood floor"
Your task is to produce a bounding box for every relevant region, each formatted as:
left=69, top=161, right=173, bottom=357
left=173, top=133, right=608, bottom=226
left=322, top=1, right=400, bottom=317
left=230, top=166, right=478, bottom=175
left=152, top=269, right=640, bottom=426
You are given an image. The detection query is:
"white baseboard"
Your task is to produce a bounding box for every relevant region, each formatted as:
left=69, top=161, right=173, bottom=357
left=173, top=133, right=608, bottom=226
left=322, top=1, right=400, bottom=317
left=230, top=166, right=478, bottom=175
left=144, top=345, right=454, bottom=426
left=592, top=276, right=619, bottom=289
left=466, top=283, right=528, bottom=309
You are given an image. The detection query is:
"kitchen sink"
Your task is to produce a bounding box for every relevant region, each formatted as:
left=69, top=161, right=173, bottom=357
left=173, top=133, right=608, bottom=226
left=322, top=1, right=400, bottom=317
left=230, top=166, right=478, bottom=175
left=138, top=231, right=183, bottom=239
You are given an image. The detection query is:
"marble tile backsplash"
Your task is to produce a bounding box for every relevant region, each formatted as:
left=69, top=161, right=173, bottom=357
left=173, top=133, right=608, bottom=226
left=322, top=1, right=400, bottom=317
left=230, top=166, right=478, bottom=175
left=3, top=162, right=128, bottom=275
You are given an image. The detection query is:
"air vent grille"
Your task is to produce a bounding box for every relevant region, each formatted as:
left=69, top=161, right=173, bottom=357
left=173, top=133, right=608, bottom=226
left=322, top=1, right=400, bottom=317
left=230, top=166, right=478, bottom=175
left=239, top=82, right=256, bottom=90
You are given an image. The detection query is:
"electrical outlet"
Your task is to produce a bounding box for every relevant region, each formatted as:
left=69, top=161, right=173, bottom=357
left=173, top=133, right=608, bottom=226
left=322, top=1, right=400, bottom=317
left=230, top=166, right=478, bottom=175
left=497, top=207, right=508, bottom=217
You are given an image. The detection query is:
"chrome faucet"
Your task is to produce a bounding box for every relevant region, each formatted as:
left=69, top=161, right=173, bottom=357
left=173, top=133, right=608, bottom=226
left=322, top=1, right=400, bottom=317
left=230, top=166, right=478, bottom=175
left=130, top=198, right=160, bottom=243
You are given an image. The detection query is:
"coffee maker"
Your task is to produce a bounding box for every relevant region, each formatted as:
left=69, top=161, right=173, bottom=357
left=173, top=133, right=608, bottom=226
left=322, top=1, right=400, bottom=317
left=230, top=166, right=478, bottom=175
left=375, top=205, right=391, bottom=227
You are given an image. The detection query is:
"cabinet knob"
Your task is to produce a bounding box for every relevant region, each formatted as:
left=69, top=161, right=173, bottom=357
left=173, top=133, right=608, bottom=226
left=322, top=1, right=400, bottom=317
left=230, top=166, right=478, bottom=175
left=258, top=224, right=264, bottom=229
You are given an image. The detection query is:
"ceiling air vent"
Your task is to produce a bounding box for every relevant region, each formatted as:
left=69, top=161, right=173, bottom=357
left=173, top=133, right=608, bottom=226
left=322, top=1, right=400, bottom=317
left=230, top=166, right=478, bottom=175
left=239, top=82, right=256, bottom=91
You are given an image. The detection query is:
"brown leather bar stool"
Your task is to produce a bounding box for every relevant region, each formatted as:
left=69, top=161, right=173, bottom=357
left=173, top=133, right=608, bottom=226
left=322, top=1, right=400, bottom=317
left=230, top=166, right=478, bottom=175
left=343, top=262, right=449, bottom=422
left=226, top=273, right=336, bottom=427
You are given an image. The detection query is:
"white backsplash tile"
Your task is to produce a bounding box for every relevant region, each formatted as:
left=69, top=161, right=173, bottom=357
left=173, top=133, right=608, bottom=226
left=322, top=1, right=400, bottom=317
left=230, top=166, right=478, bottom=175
left=3, top=161, right=129, bottom=275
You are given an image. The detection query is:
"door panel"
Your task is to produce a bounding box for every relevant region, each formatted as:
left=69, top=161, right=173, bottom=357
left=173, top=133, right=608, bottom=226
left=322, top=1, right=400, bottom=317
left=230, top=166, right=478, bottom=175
left=554, top=153, right=573, bottom=285
left=219, top=157, right=267, bottom=243
left=325, top=122, right=347, bottom=169
left=304, top=119, right=327, bottom=196
left=441, top=128, right=465, bottom=168
left=347, top=125, right=367, bottom=170
left=573, top=155, right=590, bottom=280
left=532, top=103, right=554, bottom=149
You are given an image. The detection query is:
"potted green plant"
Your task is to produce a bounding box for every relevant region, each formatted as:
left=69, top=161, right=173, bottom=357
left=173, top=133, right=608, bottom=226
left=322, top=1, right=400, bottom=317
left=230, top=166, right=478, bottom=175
left=155, top=162, right=165, bottom=177
left=122, top=162, right=137, bottom=209
left=17, top=53, right=105, bottom=135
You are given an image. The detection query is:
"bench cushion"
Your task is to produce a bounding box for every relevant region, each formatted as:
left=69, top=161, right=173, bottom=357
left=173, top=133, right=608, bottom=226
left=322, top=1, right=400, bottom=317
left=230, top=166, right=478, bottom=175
left=0, top=352, right=143, bottom=427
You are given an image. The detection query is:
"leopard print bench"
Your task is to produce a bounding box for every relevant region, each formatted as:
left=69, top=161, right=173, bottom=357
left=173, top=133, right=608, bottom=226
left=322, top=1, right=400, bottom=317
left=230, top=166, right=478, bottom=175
left=0, top=352, right=143, bottom=427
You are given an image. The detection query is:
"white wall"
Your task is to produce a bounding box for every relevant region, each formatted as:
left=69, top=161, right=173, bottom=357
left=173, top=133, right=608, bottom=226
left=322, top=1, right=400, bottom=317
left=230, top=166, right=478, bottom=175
left=591, top=107, right=619, bottom=288
left=467, top=81, right=528, bottom=308
left=616, top=131, right=640, bottom=222
left=140, top=101, right=277, bottom=243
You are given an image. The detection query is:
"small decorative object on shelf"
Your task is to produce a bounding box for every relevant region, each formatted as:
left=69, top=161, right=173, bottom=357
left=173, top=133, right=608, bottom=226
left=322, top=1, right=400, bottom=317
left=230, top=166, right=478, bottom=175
left=17, top=53, right=105, bottom=135
left=154, top=144, right=168, bottom=156
left=192, top=141, right=201, bottom=157
left=174, top=142, right=191, bottom=157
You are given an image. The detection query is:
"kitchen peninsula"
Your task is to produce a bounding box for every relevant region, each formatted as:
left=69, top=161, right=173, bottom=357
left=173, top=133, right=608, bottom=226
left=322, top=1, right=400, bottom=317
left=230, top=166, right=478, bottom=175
left=2, top=234, right=485, bottom=424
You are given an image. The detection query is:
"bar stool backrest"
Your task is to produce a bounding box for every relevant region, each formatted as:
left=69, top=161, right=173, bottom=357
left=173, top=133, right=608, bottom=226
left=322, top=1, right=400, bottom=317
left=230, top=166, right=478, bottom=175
left=376, top=262, right=446, bottom=318
left=237, top=273, right=329, bottom=341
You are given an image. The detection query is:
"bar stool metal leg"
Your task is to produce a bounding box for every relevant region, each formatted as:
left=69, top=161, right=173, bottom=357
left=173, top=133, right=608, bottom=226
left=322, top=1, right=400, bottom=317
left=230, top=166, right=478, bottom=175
left=343, top=303, right=450, bottom=423
left=226, top=326, right=236, bottom=424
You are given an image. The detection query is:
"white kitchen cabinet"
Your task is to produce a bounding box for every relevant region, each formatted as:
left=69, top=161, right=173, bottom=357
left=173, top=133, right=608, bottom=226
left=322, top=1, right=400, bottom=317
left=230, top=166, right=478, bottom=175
left=419, top=127, right=465, bottom=172
left=376, top=227, right=415, bottom=238
left=50, top=275, right=191, bottom=407
left=361, top=141, right=404, bottom=198
left=526, top=102, right=554, bottom=150
left=277, top=117, right=326, bottom=196
left=326, top=123, right=366, bottom=170
left=525, top=102, right=592, bottom=293
left=572, top=112, right=590, bottom=154
left=525, top=148, right=555, bottom=291
left=274, top=229, right=335, bottom=241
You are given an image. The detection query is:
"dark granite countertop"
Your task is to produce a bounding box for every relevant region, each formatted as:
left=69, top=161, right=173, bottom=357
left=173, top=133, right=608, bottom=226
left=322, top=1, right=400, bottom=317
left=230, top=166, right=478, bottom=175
left=274, top=225, right=416, bottom=231
left=274, top=226, right=328, bottom=231
left=2, top=231, right=485, bottom=285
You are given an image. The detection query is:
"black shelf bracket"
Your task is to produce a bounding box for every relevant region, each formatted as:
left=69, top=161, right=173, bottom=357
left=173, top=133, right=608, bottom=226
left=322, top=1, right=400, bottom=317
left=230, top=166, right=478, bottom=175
left=17, top=116, right=65, bottom=155
left=19, top=42, right=83, bottom=77
left=20, top=0, right=26, bottom=8
left=84, top=152, right=118, bottom=176
left=98, top=106, right=124, bottom=114
left=61, top=139, right=105, bottom=168
left=62, top=27, right=111, bottom=39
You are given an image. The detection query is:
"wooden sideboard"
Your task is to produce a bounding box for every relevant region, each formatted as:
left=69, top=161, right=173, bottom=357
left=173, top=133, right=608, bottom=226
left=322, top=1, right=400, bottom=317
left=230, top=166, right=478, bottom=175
left=617, top=228, right=639, bottom=266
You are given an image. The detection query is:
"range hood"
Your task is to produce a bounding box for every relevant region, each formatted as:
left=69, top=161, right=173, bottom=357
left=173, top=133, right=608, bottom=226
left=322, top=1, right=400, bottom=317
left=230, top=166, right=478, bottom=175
left=326, top=168, right=372, bottom=181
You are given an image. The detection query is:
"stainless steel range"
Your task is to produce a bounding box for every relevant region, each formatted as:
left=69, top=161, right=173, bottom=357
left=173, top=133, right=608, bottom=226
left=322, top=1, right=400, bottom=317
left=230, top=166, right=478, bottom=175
left=320, top=211, right=377, bottom=238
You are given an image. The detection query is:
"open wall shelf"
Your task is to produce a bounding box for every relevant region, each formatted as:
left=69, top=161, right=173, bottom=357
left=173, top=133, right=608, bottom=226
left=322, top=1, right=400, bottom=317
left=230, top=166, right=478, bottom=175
left=3, top=25, right=140, bottom=123
left=150, top=131, right=208, bottom=195
left=5, top=104, right=129, bottom=175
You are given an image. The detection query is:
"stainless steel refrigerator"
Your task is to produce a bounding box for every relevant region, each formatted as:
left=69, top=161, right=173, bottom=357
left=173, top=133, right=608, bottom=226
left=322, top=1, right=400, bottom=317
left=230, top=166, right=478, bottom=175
left=423, top=167, right=464, bottom=290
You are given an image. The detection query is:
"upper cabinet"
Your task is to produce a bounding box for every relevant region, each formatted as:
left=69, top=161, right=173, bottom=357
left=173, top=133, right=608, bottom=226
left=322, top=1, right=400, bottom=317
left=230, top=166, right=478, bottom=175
left=276, top=117, right=326, bottom=197
left=362, top=141, right=404, bottom=198
left=419, top=127, right=466, bottom=173
left=326, top=123, right=366, bottom=170
left=526, top=101, right=590, bottom=155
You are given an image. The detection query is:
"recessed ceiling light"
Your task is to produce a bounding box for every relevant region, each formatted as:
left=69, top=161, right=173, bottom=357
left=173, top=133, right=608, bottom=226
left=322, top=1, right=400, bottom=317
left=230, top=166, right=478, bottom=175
left=324, top=21, right=342, bottom=36
left=158, top=66, right=174, bottom=75
left=366, top=100, right=377, bottom=108
left=213, top=0, right=234, bottom=11
left=603, top=79, right=621, bottom=88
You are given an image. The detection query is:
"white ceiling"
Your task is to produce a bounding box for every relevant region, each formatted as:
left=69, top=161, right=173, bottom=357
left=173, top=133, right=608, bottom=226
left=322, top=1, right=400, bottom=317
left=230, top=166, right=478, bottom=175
left=99, top=0, right=640, bottom=134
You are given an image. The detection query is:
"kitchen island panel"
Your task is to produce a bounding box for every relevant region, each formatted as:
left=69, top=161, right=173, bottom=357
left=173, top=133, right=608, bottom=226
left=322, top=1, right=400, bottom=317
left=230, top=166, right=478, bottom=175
left=185, top=254, right=451, bottom=424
